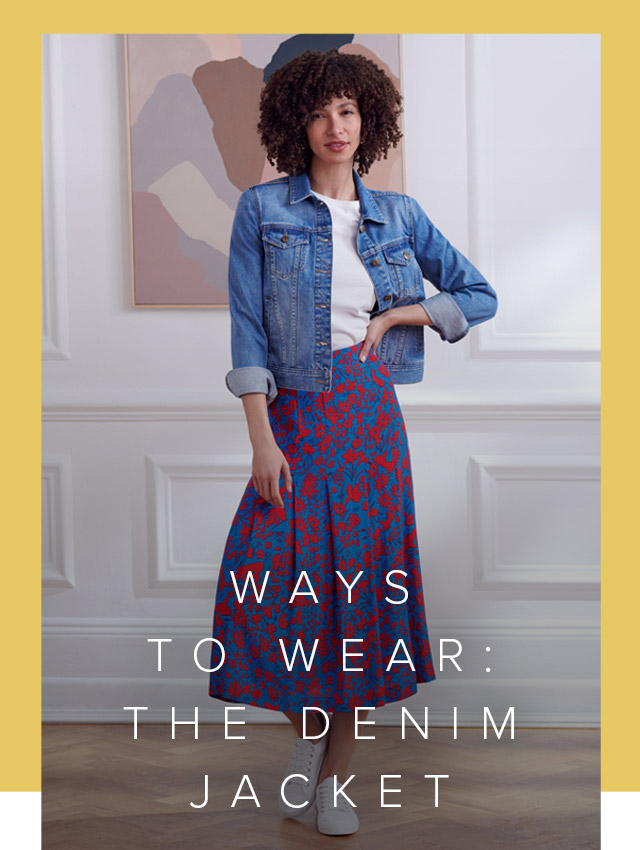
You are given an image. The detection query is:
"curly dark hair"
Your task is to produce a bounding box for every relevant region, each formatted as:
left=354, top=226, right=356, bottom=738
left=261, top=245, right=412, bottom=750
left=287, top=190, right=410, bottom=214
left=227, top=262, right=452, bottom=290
left=257, top=48, right=403, bottom=176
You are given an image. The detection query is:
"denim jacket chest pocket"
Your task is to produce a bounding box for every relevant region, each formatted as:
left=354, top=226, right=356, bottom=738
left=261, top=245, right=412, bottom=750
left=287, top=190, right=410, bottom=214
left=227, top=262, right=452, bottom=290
left=382, top=241, right=424, bottom=301
left=262, top=227, right=309, bottom=281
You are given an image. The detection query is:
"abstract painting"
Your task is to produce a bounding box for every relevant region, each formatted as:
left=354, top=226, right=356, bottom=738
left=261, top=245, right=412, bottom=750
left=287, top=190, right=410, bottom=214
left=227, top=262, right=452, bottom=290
left=125, top=34, right=404, bottom=307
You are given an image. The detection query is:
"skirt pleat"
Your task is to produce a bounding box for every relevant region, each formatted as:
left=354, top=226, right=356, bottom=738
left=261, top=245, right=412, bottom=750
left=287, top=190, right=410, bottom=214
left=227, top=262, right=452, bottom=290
left=209, top=341, right=436, bottom=712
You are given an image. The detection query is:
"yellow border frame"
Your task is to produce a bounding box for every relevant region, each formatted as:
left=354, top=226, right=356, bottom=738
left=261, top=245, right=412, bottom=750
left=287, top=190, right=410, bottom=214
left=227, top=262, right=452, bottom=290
left=1, top=0, right=631, bottom=804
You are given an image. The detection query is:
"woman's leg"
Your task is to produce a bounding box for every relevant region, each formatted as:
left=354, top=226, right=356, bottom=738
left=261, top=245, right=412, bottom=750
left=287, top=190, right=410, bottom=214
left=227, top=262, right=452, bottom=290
left=283, top=709, right=368, bottom=779
left=317, top=709, right=368, bottom=784
left=283, top=711, right=326, bottom=739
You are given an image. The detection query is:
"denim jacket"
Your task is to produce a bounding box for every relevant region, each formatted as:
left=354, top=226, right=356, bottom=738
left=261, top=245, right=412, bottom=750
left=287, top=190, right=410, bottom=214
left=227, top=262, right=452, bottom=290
left=225, top=169, right=497, bottom=404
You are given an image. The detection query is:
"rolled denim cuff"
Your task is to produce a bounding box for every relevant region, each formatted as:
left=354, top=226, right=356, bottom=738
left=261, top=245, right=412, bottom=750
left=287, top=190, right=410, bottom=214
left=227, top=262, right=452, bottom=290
left=225, top=366, right=279, bottom=405
left=419, top=291, right=470, bottom=343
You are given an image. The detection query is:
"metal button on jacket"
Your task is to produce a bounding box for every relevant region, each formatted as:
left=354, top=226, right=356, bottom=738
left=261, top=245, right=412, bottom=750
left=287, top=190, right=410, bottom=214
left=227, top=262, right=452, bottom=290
left=371, top=258, right=380, bottom=267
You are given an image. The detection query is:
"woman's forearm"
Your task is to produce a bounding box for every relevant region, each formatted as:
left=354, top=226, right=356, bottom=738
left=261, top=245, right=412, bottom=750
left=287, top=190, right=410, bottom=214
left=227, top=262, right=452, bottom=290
left=361, top=303, right=436, bottom=362
left=383, top=303, right=435, bottom=328
left=241, top=392, right=277, bottom=447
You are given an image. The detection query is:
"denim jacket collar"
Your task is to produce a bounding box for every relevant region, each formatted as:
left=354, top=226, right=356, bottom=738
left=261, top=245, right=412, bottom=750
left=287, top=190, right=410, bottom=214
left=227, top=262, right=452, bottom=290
left=288, top=169, right=386, bottom=224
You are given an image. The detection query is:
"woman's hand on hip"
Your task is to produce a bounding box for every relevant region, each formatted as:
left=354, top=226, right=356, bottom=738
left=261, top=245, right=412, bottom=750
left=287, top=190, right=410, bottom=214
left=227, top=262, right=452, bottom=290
left=251, top=437, right=292, bottom=508
left=359, top=313, right=393, bottom=362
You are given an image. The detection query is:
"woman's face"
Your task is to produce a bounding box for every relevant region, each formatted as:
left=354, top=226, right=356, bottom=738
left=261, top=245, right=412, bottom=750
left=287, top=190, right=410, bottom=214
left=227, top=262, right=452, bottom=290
left=305, top=95, right=361, bottom=169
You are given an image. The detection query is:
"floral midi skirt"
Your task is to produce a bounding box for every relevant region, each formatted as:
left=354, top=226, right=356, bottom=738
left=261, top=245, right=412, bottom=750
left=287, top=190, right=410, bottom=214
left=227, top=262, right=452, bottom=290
left=208, top=341, right=436, bottom=712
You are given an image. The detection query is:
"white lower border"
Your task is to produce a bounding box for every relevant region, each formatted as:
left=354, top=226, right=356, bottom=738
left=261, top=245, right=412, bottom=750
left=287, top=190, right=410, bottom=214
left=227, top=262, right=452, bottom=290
left=0, top=792, right=41, bottom=849
left=7, top=788, right=638, bottom=845
left=601, top=792, right=640, bottom=849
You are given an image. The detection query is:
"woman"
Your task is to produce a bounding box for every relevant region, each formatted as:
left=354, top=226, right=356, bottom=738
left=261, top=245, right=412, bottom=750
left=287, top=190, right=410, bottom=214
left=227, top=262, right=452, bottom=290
left=208, top=48, right=498, bottom=836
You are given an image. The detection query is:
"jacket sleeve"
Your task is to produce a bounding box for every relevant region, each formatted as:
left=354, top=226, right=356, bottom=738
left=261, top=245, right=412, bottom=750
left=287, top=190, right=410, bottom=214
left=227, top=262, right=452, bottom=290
left=225, top=188, right=278, bottom=405
left=408, top=195, right=498, bottom=343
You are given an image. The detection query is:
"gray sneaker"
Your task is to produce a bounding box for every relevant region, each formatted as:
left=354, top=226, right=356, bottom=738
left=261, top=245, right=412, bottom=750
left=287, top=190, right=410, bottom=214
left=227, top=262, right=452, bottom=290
left=315, top=776, right=359, bottom=835
left=279, top=736, right=328, bottom=817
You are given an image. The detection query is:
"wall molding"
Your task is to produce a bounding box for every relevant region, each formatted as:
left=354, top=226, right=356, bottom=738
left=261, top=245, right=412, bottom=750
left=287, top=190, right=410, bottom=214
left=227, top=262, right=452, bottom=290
left=464, top=35, right=600, bottom=362
left=41, top=34, right=71, bottom=361
left=469, top=454, right=600, bottom=596
left=41, top=617, right=600, bottom=726
left=42, top=616, right=600, bottom=639
left=42, top=455, right=76, bottom=588
left=41, top=673, right=600, bottom=728
left=41, top=391, right=600, bottom=423
left=146, top=454, right=251, bottom=588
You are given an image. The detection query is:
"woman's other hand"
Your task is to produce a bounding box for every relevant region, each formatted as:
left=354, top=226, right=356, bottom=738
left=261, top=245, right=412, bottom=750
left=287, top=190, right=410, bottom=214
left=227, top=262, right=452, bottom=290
left=241, top=392, right=292, bottom=508
left=251, top=436, right=292, bottom=508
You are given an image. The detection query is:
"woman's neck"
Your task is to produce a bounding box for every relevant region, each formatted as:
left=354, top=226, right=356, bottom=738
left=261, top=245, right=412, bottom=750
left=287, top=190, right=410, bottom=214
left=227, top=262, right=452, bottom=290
left=308, top=160, right=358, bottom=201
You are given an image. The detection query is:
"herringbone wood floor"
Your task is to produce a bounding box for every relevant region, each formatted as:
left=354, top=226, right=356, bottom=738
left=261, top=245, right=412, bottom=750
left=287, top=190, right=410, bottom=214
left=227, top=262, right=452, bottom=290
left=42, top=724, right=599, bottom=850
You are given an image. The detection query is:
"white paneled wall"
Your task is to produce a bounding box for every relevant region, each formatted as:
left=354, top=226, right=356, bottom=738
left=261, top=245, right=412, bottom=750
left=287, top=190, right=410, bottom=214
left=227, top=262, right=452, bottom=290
left=42, top=34, right=600, bottom=725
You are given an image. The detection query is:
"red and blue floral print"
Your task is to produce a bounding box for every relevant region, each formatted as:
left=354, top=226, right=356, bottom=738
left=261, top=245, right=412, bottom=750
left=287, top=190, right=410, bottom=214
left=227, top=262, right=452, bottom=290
left=209, top=341, right=436, bottom=712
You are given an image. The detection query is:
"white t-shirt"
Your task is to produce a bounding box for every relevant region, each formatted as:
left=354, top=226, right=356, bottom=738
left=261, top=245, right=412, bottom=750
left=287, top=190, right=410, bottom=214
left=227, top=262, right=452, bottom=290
left=313, top=191, right=377, bottom=351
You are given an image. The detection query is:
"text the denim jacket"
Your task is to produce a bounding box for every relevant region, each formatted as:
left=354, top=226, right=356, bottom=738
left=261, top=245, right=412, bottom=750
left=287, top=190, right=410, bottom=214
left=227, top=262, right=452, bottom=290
left=226, top=170, right=498, bottom=404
